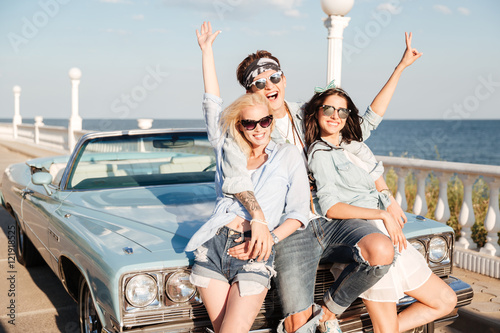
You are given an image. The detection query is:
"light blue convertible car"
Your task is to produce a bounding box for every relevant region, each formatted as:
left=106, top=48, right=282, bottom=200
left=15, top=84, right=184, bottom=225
left=1, top=129, right=473, bottom=333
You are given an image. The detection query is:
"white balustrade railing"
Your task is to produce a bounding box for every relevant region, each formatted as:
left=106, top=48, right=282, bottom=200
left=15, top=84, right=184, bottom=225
left=0, top=123, right=13, bottom=138
left=0, top=123, right=92, bottom=154
left=378, top=155, right=500, bottom=278
left=1, top=122, right=499, bottom=277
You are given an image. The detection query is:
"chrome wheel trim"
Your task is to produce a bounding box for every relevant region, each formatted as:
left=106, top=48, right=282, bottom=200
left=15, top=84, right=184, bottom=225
left=79, top=280, right=102, bottom=333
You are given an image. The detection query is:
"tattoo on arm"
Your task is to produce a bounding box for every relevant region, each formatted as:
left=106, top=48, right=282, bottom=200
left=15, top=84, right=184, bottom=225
left=235, top=191, right=262, bottom=213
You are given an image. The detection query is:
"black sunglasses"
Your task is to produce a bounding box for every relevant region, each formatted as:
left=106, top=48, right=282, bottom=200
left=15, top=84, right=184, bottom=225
left=320, top=105, right=351, bottom=119
left=248, top=71, right=283, bottom=90
left=240, top=115, right=274, bottom=131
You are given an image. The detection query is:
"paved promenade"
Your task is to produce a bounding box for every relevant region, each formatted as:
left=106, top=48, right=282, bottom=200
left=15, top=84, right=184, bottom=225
left=0, top=139, right=499, bottom=332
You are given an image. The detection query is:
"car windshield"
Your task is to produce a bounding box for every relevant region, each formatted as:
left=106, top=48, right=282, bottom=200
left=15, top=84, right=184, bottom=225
left=66, top=132, right=216, bottom=190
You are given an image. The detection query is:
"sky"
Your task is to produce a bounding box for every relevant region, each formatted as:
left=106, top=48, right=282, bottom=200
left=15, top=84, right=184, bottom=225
left=1, top=0, right=499, bottom=122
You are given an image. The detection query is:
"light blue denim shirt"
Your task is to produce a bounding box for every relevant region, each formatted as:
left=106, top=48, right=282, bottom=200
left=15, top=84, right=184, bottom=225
left=307, top=140, right=390, bottom=217
left=339, top=140, right=384, bottom=181
left=185, top=93, right=310, bottom=252
left=222, top=101, right=384, bottom=194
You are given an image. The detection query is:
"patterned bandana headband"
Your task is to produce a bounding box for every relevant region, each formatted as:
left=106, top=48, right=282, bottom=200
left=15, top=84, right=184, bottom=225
left=243, top=58, right=281, bottom=89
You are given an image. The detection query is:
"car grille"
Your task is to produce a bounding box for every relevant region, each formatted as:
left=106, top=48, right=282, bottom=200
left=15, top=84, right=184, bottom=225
left=122, top=234, right=453, bottom=330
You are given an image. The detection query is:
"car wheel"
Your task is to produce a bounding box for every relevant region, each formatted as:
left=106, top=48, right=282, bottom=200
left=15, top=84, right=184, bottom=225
left=15, top=219, right=41, bottom=267
left=79, top=277, right=103, bottom=333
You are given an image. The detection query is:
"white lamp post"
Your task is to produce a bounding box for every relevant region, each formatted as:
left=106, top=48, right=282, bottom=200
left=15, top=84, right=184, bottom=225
left=321, top=0, right=354, bottom=87
left=13, top=85, right=22, bottom=139
left=68, top=67, right=82, bottom=150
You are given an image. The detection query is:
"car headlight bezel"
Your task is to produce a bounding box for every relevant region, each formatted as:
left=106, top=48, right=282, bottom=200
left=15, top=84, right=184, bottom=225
left=409, top=239, right=427, bottom=258
left=124, top=274, right=158, bottom=308
left=428, top=236, right=448, bottom=263
left=165, top=269, right=197, bottom=303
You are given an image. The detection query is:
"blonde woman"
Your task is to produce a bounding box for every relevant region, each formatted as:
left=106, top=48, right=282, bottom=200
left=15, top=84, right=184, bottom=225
left=185, top=22, right=310, bottom=333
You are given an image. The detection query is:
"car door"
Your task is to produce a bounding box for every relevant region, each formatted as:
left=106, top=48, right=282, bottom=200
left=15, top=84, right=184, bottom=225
left=21, top=179, right=59, bottom=266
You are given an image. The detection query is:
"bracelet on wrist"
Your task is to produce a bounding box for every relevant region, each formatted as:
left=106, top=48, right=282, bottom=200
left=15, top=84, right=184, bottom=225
left=380, top=189, right=393, bottom=198
left=270, top=231, right=280, bottom=245
left=250, top=219, right=268, bottom=226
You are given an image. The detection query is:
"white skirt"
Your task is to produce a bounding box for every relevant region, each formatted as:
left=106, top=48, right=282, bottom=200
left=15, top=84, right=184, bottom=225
left=331, top=219, right=432, bottom=302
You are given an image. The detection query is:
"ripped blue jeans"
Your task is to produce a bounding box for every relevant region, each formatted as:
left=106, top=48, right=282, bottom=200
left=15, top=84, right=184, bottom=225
left=274, top=217, right=392, bottom=332
left=190, top=226, right=276, bottom=297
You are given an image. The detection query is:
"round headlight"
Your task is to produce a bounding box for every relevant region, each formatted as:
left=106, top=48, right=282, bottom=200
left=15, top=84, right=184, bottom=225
left=165, top=270, right=196, bottom=303
left=410, top=240, right=426, bottom=258
left=429, top=236, right=448, bottom=263
left=125, top=274, right=158, bottom=307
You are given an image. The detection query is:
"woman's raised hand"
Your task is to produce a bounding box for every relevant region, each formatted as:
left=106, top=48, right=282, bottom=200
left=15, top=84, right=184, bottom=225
left=398, top=32, right=423, bottom=68
left=196, top=21, right=221, bottom=51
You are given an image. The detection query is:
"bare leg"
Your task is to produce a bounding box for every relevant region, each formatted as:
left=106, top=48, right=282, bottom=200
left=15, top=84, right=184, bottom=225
left=398, top=274, right=457, bottom=332
left=364, top=299, right=398, bottom=333
left=220, top=282, right=268, bottom=333
left=284, top=306, right=313, bottom=333
left=198, top=279, right=230, bottom=333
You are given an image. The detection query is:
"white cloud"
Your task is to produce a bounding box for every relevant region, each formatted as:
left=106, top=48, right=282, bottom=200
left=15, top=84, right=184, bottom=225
left=273, top=0, right=303, bottom=17
left=376, top=3, right=402, bottom=15
left=433, top=5, right=452, bottom=15
left=285, top=9, right=301, bottom=17
left=132, top=14, right=144, bottom=20
left=166, top=0, right=304, bottom=19
left=457, top=7, right=470, bottom=16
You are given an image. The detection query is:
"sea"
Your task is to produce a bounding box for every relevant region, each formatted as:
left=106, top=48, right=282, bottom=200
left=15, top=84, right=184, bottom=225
left=2, top=118, right=499, bottom=167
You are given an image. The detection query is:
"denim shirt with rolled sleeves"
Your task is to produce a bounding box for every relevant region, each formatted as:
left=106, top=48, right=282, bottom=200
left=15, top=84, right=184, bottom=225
left=185, top=93, right=310, bottom=252
left=221, top=100, right=385, bottom=195
left=308, top=140, right=390, bottom=217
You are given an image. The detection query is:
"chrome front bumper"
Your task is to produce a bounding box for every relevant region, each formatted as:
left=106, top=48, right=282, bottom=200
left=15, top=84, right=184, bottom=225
left=103, top=275, right=472, bottom=333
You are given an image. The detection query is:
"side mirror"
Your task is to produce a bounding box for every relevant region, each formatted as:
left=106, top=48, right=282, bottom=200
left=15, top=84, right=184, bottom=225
left=32, top=172, right=53, bottom=195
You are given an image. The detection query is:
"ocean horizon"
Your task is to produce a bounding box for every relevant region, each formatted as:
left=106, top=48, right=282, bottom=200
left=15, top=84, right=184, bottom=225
left=1, top=118, right=499, bottom=167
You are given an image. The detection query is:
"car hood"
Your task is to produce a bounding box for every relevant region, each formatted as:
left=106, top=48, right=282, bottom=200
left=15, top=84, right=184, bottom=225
left=62, top=183, right=217, bottom=253
left=403, top=213, right=453, bottom=238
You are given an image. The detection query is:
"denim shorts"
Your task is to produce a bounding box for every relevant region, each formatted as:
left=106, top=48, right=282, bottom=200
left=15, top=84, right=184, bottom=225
left=190, top=226, right=276, bottom=297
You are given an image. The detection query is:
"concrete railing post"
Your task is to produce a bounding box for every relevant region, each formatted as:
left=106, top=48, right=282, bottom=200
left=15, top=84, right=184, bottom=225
left=413, top=170, right=428, bottom=216
left=481, top=178, right=500, bottom=256
left=13, top=85, right=22, bottom=139
left=457, top=174, right=477, bottom=249
left=34, top=116, right=44, bottom=144
left=435, top=172, right=452, bottom=223
left=394, top=167, right=408, bottom=212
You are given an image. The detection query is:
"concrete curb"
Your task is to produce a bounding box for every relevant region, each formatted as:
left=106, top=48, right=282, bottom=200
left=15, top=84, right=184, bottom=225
left=0, top=140, right=68, bottom=159
left=450, top=307, right=500, bottom=333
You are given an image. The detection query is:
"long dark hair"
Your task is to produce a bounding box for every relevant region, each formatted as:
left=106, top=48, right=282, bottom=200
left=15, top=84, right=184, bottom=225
left=304, top=88, right=363, bottom=149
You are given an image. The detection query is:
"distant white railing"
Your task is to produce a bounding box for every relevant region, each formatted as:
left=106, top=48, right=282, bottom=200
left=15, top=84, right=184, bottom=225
left=0, top=122, right=91, bottom=153
left=378, top=155, right=500, bottom=278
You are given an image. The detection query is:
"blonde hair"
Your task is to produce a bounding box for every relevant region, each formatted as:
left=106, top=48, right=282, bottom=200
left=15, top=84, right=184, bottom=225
left=220, top=94, right=274, bottom=156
